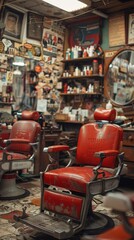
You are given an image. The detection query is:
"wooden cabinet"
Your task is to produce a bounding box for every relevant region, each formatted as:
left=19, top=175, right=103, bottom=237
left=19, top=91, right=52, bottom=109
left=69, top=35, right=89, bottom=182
left=122, top=128, right=134, bottom=178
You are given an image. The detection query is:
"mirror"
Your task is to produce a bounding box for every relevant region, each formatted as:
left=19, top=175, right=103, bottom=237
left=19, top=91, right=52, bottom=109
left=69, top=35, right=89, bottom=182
left=107, top=47, right=134, bottom=106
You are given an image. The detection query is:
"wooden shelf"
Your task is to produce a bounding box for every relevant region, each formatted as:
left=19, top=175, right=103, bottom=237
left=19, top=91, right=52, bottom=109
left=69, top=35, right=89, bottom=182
left=60, top=92, right=101, bottom=96
left=56, top=120, right=83, bottom=124
left=60, top=75, right=104, bottom=80
left=62, top=56, right=103, bottom=63
left=0, top=102, right=15, bottom=105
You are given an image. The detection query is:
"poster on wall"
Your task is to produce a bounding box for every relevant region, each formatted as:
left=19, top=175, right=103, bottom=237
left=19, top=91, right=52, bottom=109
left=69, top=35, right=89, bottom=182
left=128, top=13, right=134, bottom=44
left=1, top=6, right=25, bottom=42
left=68, top=17, right=101, bottom=48
left=42, top=29, right=58, bottom=65
left=42, top=28, right=64, bottom=84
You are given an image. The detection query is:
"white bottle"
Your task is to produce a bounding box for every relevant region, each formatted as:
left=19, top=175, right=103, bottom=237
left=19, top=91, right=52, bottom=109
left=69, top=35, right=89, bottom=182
left=106, top=100, right=112, bottom=109
left=75, top=67, right=79, bottom=76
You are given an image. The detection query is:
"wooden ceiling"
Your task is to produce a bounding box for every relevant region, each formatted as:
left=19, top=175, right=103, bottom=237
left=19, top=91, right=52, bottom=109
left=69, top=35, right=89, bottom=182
left=2, top=0, right=134, bottom=24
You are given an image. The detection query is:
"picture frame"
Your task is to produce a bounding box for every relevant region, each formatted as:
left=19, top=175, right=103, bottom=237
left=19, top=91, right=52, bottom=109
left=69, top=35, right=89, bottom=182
left=1, top=6, right=24, bottom=42
left=109, top=13, right=126, bottom=47
left=68, top=16, right=101, bottom=48
left=127, top=13, right=134, bottom=45
left=27, top=12, right=43, bottom=41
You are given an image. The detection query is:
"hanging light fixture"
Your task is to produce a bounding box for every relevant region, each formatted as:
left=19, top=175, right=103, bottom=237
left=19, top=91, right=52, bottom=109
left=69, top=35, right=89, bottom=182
left=13, top=56, right=25, bottom=66
left=13, top=66, right=22, bottom=75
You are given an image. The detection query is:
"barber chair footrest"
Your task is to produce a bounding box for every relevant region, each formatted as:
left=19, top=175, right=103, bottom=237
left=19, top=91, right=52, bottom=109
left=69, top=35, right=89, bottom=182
left=15, top=213, right=78, bottom=239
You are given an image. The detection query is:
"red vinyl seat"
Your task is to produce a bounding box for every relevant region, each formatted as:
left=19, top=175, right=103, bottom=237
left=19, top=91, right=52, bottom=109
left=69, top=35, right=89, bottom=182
left=0, top=110, right=41, bottom=200
left=14, top=108, right=125, bottom=239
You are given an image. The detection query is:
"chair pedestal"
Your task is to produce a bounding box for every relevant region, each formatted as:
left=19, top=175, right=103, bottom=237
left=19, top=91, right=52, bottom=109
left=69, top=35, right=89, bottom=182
left=0, top=173, right=30, bottom=200
left=83, top=212, right=115, bottom=235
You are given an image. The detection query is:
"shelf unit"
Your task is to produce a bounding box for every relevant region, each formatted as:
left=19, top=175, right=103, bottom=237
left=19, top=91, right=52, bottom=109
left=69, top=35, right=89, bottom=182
left=59, top=56, right=104, bottom=107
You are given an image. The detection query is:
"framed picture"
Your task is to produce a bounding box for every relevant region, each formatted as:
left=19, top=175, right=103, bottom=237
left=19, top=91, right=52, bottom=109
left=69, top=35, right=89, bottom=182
left=128, top=13, right=134, bottom=44
left=1, top=6, right=24, bottom=42
left=68, top=16, right=101, bottom=48
left=27, top=12, right=43, bottom=41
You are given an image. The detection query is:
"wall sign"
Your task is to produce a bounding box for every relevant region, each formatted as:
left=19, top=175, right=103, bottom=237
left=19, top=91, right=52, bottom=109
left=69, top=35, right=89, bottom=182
left=109, top=13, right=126, bottom=47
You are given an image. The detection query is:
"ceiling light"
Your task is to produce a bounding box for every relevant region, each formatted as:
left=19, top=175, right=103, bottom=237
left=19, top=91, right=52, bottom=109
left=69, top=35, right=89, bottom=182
left=42, top=0, right=88, bottom=12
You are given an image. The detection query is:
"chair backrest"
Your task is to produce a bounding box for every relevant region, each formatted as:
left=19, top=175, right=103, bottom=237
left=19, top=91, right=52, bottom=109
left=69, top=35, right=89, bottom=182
left=7, top=120, right=41, bottom=154
left=76, top=108, right=123, bottom=168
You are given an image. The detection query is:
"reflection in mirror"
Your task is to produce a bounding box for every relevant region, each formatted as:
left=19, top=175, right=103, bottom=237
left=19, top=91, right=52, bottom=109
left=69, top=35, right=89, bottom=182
left=107, top=49, right=134, bottom=106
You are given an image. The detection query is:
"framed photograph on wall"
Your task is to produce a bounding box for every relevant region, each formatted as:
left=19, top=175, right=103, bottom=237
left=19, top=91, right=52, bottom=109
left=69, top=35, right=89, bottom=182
left=27, top=12, right=43, bottom=41
left=1, top=6, right=24, bottom=42
left=128, top=13, right=134, bottom=44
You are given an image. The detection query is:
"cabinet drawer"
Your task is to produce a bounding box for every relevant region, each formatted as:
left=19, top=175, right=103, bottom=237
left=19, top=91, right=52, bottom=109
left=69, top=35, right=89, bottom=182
left=123, top=131, right=134, bottom=147
left=122, top=146, right=134, bottom=162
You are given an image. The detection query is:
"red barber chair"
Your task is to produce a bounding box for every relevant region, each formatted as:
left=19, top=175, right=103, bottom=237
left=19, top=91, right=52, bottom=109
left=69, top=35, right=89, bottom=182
left=0, top=110, right=41, bottom=200
left=94, top=192, right=134, bottom=240
left=14, top=108, right=124, bottom=239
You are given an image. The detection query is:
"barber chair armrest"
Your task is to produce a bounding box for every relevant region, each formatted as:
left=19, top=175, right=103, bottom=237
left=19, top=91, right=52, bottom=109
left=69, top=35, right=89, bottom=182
left=93, top=150, right=122, bottom=180
left=43, top=145, right=70, bottom=153
left=3, top=138, right=30, bottom=146
left=43, top=145, right=75, bottom=169
left=94, top=150, right=119, bottom=159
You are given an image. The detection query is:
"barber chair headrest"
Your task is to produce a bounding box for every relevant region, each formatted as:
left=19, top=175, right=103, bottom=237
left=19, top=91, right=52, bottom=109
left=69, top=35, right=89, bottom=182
left=94, top=107, right=116, bottom=122
left=21, top=110, right=40, bottom=121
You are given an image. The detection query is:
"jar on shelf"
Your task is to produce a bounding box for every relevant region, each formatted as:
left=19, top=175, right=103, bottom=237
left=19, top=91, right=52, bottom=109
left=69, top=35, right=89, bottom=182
left=93, top=59, right=99, bottom=74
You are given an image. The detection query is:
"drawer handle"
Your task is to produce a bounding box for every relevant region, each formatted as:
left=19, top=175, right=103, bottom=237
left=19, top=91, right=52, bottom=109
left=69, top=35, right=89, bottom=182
left=128, top=136, right=133, bottom=141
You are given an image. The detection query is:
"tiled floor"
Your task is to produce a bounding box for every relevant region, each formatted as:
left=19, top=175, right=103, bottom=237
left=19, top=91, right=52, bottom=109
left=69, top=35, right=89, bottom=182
left=0, top=176, right=134, bottom=240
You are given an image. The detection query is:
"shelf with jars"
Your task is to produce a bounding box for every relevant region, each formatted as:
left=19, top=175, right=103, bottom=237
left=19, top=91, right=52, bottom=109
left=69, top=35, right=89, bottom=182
left=59, top=54, right=104, bottom=96
left=55, top=45, right=104, bottom=124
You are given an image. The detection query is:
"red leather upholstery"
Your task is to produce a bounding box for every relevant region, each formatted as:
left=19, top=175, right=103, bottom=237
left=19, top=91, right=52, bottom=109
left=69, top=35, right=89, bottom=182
left=76, top=123, right=123, bottom=167
left=7, top=120, right=41, bottom=153
left=94, top=107, right=116, bottom=122
left=21, top=110, right=40, bottom=121
left=44, top=166, right=112, bottom=193
left=0, top=152, right=27, bottom=161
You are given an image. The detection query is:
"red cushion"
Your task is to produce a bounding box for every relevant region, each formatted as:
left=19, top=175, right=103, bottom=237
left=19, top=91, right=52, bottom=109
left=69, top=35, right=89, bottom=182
left=0, top=152, right=28, bottom=160
left=44, top=167, right=112, bottom=193
left=94, top=107, right=116, bottom=122
left=21, top=110, right=40, bottom=121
